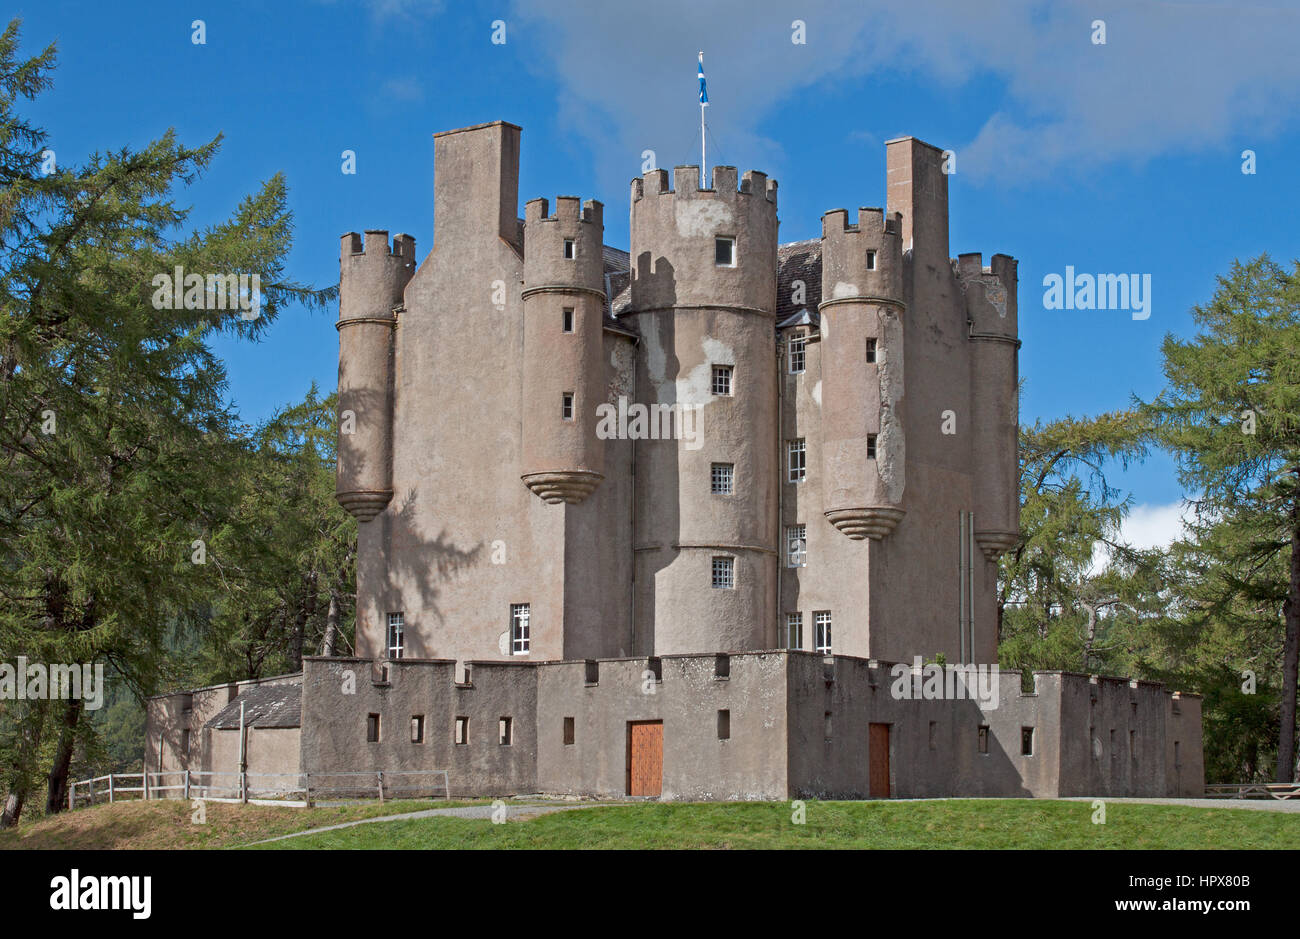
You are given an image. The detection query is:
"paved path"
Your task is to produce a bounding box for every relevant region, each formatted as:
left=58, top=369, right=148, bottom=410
left=1060, top=796, right=1300, bottom=813
left=242, top=801, right=612, bottom=846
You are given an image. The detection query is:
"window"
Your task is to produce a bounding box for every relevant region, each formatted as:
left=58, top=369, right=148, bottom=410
left=787, top=525, right=806, bottom=567
left=1130, top=729, right=1136, bottom=760
left=978, top=725, right=989, bottom=754
left=411, top=715, right=425, bottom=744
left=387, top=612, right=404, bottom=659
left=814, top=611, right=832, bottom=654
left=367, top=713, right=380, bottom=743
left=454, top=716, right=469, bottom=745
left=711, top=462, right=734, bottom=495
left=562, top=392, right=574, bottom=421
left=499, top=717, right=513, bottom=745
left=1021, top=727, right=1034, bottom=756
left=711, top=364, right=733, bottom=395
left=788, top=332, right=806, bottom=373
left=866, top=338, right=877, bottom=363
left=787, top=438, right=806, bottom=483
left=867, top=434, right=877, bottom=460
left=866, top=249, right=877, bottom=270
left=562, top=308, right=574, bottom=332
left=785, top=612, right=803, bottom=649
left=712, top=556, right=735, bottom=589
left=714, top=653, right=730, bottom=679
left=715, top=236, right=735, bottom=267
left=563, top=239, right=575, bottom=259
left=717, top=710, right=731, bottom=740
left=824, top=711, right=833, bottom=740
left=563, top=717, right=575, bottom=746
left=510, top=603, right=530, bottom=654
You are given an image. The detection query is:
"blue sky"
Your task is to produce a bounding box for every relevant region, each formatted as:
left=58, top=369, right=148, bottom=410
left=14, top=0, right=1300, bottom=536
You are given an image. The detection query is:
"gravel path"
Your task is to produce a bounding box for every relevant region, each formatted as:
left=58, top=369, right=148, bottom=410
left=242, top=801, right=611, bottom=846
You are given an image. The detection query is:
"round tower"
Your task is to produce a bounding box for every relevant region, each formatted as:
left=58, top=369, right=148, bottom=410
left=959, top=252, right=1020, bottom=560
left=628, top=165, right=779, bottom=655
left=818, top=208, right=906, bottom=539
left=336, top=230, right=414, bottom=521
left=520, top=196, right=606, bottom=504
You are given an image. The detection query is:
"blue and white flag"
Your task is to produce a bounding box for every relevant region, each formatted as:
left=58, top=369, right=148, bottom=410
left=698, top=52, right=709, bottom=106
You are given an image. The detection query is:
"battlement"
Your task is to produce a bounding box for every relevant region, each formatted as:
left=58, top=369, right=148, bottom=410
left=821, top=207, right=903, bottom=238
left=524, top=196, right=603, bottom=227
left=341, top=230, right=417, bottom=262
left=956, top=251, right=1019, bottom=335
left=630, top=165, right=778, bottom=205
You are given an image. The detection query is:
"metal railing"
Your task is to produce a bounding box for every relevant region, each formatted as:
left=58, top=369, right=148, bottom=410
left=67, top=769, right=452, bottom=809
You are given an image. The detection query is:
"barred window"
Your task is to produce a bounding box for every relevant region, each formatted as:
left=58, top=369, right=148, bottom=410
left=787, top=525, right=806, bottom=567
left=711, top=364, right=733, bottom=396
left=867, top=434, right=877, bottom=459
left=510, top=603, right=530, bottom=654
left=814, top=611, right=832, bottom=654
left=711, top=463, right=734, bottom=495
left=789, top=332, right=806, bottom=373
left=387, top=612, right=405, bottom=659
left=712, top=556, right=735, bottom=589
left=788, top=439, right=806, bottom=483
left=785, top=612, right=803, bottom=650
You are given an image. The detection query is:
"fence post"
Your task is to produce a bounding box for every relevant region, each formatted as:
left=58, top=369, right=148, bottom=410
left=184, top=770, right=190, bottom=801
left=68, top=782, right=74, bottom=811
left=240, top=769, right=247, bottom=804
left=377, top=771, right=385, bottom=803
left=304, top=773, right=312, bottom=808
left=143, top=771, right=150, bottom=801
left=109, top=775, right=115, bottom=804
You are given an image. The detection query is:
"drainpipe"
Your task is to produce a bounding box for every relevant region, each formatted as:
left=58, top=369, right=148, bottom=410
left=238, top=700, right=247, bottom=804
left=776, top=337, right=783, bottom=649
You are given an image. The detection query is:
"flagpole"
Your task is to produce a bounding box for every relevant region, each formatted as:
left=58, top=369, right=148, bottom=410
left=699, top=51, right=706, bottom=188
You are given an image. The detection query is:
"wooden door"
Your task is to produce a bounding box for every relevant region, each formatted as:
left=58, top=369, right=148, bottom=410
left=869, top=723, right=891, bottom=798
left=627, top=721, right=663, bottom=797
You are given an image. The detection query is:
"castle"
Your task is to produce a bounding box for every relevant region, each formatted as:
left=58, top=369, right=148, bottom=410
left=145, top=121, right=1203, bottom=802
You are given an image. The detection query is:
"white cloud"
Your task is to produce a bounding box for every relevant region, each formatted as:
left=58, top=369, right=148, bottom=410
left=507, top=0, right=1300, bottom=189
left=1089, top=500, right=1191, bottom=572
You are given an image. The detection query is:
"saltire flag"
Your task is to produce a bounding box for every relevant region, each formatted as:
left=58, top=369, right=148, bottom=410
left=698, top=52, right=709, bottom=106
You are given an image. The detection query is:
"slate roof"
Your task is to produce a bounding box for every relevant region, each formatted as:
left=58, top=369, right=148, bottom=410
left=206, top=682, right=301, bottom=730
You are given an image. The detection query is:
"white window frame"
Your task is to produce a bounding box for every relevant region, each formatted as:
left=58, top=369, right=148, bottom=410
left=785, top=612, right=803, bottom=650
left=715, top=236, right=736, bottom=268
left=711, top=556, right=735, bottom=589
left=562, top=392, right=574, bottom=421
left=711, top=364, right=733, bottom=396
left=562, top=307, right=574, bottom=333
left=866, top=249, right=877, bottom=271
left=788, top=332, right=806, bottom=374
left=788, top=438, right=806, bottom=483
left=387, top=612, right=405, bottom=659
left=866, top=337, right=877, bottom=363
left=814, top=611, right=832, bottom=654
left=563, top=239, right=575, bottom=259
left=711, top=462, right=734, bottom=495
left=510, top=603, right=530, bottom=655
left=787, top=525, right=806, bottom=567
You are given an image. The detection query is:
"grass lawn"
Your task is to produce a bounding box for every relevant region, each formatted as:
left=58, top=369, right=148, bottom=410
left=0, top=798, right=482, bottom=850
left=250, top=799, right=1298, bottom=850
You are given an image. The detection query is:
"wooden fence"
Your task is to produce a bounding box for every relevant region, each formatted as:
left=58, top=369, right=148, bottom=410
left=68, top=769, right=452, bottom=809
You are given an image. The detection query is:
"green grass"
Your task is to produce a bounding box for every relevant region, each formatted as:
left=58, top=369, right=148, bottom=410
left=0, top=798, right=483, bottom=850
left=247, top=799, right=1299, bottom=850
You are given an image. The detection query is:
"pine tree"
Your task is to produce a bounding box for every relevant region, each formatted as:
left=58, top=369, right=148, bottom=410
left=0, top=20, right=329, bottom=822
left=1141, top=254, right=1300, bottom=782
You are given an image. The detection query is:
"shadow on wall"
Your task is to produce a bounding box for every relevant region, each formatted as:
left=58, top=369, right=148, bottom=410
left=630, top=253, right=680, bottom=654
